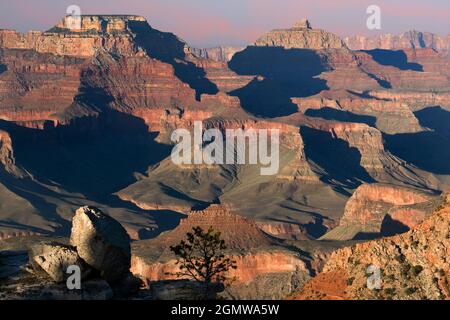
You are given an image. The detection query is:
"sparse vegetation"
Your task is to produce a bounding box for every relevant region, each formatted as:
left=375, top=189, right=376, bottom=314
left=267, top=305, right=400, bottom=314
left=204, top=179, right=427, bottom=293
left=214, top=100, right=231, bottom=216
left=405, top=287, right=417, bottom=295
left=411, top=265, right=423, bottom=276
left=401, top=264, right=411, bottom=277
left=169, top=226, right=237, bottom=298
left=346, top=277, right=355, bottom=286
left=411, top=240, right=420, bottom=248
left=384, top=288, right=395, bottom=295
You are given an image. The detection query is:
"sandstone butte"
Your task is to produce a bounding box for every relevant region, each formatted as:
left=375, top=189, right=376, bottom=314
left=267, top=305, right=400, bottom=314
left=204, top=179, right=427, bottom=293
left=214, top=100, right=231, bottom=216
left=130, top=205, right=311, bottom=299
left=254, top=19, right=348, bottom=50
left=290, top=195, right=450, bottom=300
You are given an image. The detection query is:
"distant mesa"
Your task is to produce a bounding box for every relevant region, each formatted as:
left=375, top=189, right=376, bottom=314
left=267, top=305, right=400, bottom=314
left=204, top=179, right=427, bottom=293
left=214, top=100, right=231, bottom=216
left=344, top=30, right=450, bottom=54
left=54, top=15, right=147, bottom=33
left=0, top=15, right=152, bottom=57
left=254, top=18, right=348, bottom=50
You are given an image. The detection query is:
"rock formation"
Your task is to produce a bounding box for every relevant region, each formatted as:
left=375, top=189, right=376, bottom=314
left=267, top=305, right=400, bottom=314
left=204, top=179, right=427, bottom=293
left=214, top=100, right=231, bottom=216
left=0, top=15, right=147, bottom=57
left=295, top=91, right=423, bottom=134
left=254, top=19, right=348, bottom=50
left=321, top=184, right=439, bottom=240
left=1, top=206, right=140, bottom=299
left=70, top=206, right=131, bottom=281
left=190, top=46, right=244, bottom=62
left=28, top=242, right=91, bottom=283
left=345, top=31, right=450, bottom=54
left=293, top=196, right=450, bottom=300
left=0, top=13, right=449, bottom=300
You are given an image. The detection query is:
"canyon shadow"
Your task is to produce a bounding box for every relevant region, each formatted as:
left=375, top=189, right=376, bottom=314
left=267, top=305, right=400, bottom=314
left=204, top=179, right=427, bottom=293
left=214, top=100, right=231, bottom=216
left=362, top=49, right=424, bottom=72
left=229, top=47, right=329, bottom=118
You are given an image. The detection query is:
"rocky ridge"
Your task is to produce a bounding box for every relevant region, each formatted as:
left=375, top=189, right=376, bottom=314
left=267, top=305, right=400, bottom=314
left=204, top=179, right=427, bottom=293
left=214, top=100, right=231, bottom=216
left=293, top=195, right=450, bottom=300
left=321, top=183, right=439, bottom=240
left=345, top=31, right=450, bottom=54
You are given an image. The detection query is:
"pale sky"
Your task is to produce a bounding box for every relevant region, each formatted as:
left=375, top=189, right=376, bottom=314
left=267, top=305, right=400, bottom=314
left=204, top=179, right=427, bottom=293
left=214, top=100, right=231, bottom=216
left=0, top=0, right=449, bottom=47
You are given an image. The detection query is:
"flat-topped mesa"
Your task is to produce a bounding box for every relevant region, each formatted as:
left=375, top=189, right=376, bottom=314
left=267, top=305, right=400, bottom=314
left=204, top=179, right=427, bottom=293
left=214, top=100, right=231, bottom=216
left=0, top=15, right=151, bottom=57
left=254, top=19, right=348, bottom=50
left=53, top=15, right=146, bottom=33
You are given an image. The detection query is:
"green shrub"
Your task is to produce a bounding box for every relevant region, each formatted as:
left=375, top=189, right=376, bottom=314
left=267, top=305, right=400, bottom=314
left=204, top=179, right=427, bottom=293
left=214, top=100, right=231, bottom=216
left=412, top=265, right=423, bottom=276
left=405, top=287, right=417, bottom=295
left=347, top=277, right=355, bottom=286
left=384, top=288, right=395, bottom=295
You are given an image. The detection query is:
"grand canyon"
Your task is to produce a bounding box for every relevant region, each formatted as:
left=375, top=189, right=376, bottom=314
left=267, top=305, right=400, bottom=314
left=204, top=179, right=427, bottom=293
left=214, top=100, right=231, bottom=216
left=0, top=13, right=449, bottom=301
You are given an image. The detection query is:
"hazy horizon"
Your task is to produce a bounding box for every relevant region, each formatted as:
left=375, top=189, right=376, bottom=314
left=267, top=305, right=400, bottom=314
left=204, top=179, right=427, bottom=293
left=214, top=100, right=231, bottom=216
left=1, top=0, right=449, bottom=47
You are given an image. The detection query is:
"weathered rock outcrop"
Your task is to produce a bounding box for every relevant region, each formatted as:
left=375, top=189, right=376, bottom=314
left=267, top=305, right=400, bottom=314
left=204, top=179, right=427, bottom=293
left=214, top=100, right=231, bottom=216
left=256, top=221, right=308, bottom=240
left=70, top=206, right=131, bottom=281
left=368, top=90, right=450, bottom=111
left=254, top=19, right=348, bottom=50
left=295, top=91, right=423, bottom=134
left=1, top=208, right=143, bottom=300
left=357, top=49, right=450, bottom=91
left=294, top=197, right=450, bottom=300
left=0, top=129, right=25, bottom=176
left=321, top=184, right=438, bottom=240
left=1, top=247, right=114, bottom=300
left=28, top=242, right=91, bottom=283
left=0, top=16, right=147, bottom=57
left=312, top=121, right=386, bottom=172
left=190, top=46, right=244, bottom=62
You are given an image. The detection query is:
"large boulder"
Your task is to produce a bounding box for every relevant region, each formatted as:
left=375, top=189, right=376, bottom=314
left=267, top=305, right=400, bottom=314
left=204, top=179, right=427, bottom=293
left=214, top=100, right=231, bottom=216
left=28, top=242, right=91, bottom=283
left=70, top=206, right=131, bottom=282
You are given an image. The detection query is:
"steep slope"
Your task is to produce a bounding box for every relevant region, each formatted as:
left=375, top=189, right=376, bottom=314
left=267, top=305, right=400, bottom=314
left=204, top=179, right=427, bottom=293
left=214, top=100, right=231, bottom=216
left=117, top=117, right=346, bottom=239
left=321, top=183, right=440, bottom=240
left=190, top=46, right=245, bottom=62
left=292, top=196, right=450, bottom=300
